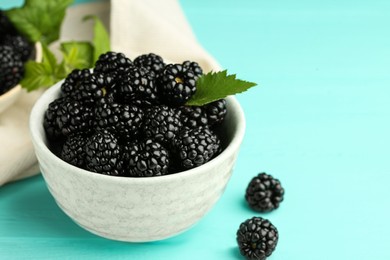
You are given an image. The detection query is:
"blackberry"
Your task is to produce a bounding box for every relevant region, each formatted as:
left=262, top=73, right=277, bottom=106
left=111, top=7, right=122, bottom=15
left=2, top=34, right=33, bottom=62
left=44, top=97, right=65, bottom=140
left=245, top=173, right=285, bottom=213
left=124, top=139, right=170, bottom=177
left=0, top=10, right=16, bottom=36
left=179, top=105, right=208, bottom=129
left=114, top=67, right=158, bottom=107
left=142, top=105, right=182, bottom=146
left=85, top=129, right=124, bottom=176
left=61, top=133, right=88, bottom=168
left=182, top=60, right=203, bottom=77
left=95, top=101, right=143, bottom=141
left=94, top=51, right=132, bottom=75
left=204, top=99, right=227, bottom=126
left=158, top=63, right=197, bottom=105
left=133, top=53, right=165, bottom=78
left=0, top=45, right=24, bottom=95
left=236, top=217, right=279, bottom=260
left=173, top=126, right=220, bottom=170
left=49, top=97, right=94, bottom=137
left=61, top=69, right=92, bottom=97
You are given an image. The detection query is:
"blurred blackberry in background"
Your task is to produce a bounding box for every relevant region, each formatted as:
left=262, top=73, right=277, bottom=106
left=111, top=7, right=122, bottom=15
left=0, top=10, right=16, bottom=36
left=133, top=53, right=165, bottom=78
left=1, top=34, right=33, bottom=62
left=236, top=217, right=279, bottom=260
left=124, top=139, right=170, bottom=177
left=0, top=45, right=24, bottom=94
left=158, top=64, right=197, bottom=105
left=173, top=126, right=220, bottom=170
left=85, top=129, right=124, bottom=176
left=245, top=173, right=284, bottom=212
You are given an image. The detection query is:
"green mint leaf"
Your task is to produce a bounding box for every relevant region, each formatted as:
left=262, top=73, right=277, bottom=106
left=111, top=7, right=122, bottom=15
left=6, top=0, right=73, bottom=44
left=185, top=70, right=257, bottom=106
left=20, top=44, right=64, bottom=91
left=83, top=15, right=110, bottom=63
left=61, top=41, right=94, bottom=70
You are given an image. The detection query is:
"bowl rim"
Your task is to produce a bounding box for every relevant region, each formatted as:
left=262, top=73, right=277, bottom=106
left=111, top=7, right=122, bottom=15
left=30, top=80, right=246, bottom=184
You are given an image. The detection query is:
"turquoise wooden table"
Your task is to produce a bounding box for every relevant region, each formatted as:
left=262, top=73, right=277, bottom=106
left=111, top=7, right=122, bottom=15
left=1, top=0, right=390, bottom=259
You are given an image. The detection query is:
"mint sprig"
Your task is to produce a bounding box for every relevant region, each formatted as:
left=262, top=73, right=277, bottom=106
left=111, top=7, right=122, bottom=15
left=6, top=0, right=74, bottom=45
left=185, top=70, right=257, bottom=106
left=20, top=16, right=110, bottom=92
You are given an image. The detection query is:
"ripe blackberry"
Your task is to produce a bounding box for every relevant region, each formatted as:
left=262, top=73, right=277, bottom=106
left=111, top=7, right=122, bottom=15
left=0, top=10, right=16, bottom=36
left=158, top=63, right=197, bottom=105
left=61, top=133, right=88, bottom=168
left=95, top=100, right=143, bottom=141
left=61, top=69, right=92, bottom=97
left=133, top=53, right=165, bottom=78
left=0, top=45, right=24, bottom=95
left=236, top=217, right=279, bottom=260
left=123, top=139, right=170, bottom=177
left=46, top=97, right=94, bottom=137
left=2, top=34, right=33, bottom=62
left=85, top=129, right=124, bottom=176
left=142, top=105, right=182, bottom=146
left=204, top=99, right=227, bottom=126
left=245, top=173, right=285, bottom=212
left=94, top=51, right=132, bottom=75
left=182, top=60, right=203, bottom=77
left=179, top=105, right=208, bottom=129
left=173, top=126, right=220, bottom=170
left=114, top=67, right=158, bottom=107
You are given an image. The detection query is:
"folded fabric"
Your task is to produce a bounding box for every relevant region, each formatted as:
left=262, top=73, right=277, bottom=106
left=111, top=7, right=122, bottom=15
left=0, top=0, right=220, bottom=186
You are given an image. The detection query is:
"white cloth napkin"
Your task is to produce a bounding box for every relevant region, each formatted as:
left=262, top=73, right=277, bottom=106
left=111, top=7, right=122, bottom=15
left=0, top=0, right=220, bottom=186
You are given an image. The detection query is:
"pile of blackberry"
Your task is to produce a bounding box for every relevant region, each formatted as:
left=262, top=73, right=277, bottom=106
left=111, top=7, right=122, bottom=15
left=44, top=51, right=227, bottom=177
left=0, top=10, right=34, bottom=95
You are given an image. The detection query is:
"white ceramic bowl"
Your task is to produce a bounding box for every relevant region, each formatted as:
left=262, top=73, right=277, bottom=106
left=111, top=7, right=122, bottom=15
left=0, top=42, right=42, bottom=114
left=29, top=81, right=246, bottom=242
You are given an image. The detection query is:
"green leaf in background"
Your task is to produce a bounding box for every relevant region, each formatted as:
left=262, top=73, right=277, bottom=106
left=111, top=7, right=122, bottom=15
left=6, top=0, right=74, bottom=45
left=185, top=70, right=257, bottom=106
left=20, top=44, right=66, bottom=91
left=61, top=41, right=94, bottom=70
left=83, top=15, right=110, bottom=63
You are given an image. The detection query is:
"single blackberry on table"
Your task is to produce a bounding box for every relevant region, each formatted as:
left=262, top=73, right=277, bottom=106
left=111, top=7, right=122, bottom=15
left=173, top=126, right=220, bottom=170
left=94, top=51, right=133, bottom=75
left=0, top=10, right=16, bottom=36
left=61, top=69, right=92, bottom=97
left=52, top=97, right=94, bottom=137
left=179, top=105, right=208, bottom=129
left=85, top=129, right=124, bottom=176
left=123, top=139, right=170, bottom=177
left=133, top=53, right=165, bottom=78
left=142, top=105, right=182, bottom=146
left=182, top=60, right=203, bottom=77
left=245, top=173, right=284, bottom=212
left=204, top=99, right=227, bottom=126
left=158, top=63, right=197, bottom=105
left=95, top=100, right=144, bottom=141
left=1, top=34, right=33, bottom=62
left=0, top=45, right=24, bottom=95
left=61, top=133, right=88, bottom=168
left=236, top=217, right=279, bottom=260
left=114, top=67, right=158, bottom=107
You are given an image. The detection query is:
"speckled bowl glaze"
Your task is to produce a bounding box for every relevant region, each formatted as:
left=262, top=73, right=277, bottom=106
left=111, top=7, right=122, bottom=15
left=29, top=80, right=246, bottom=242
